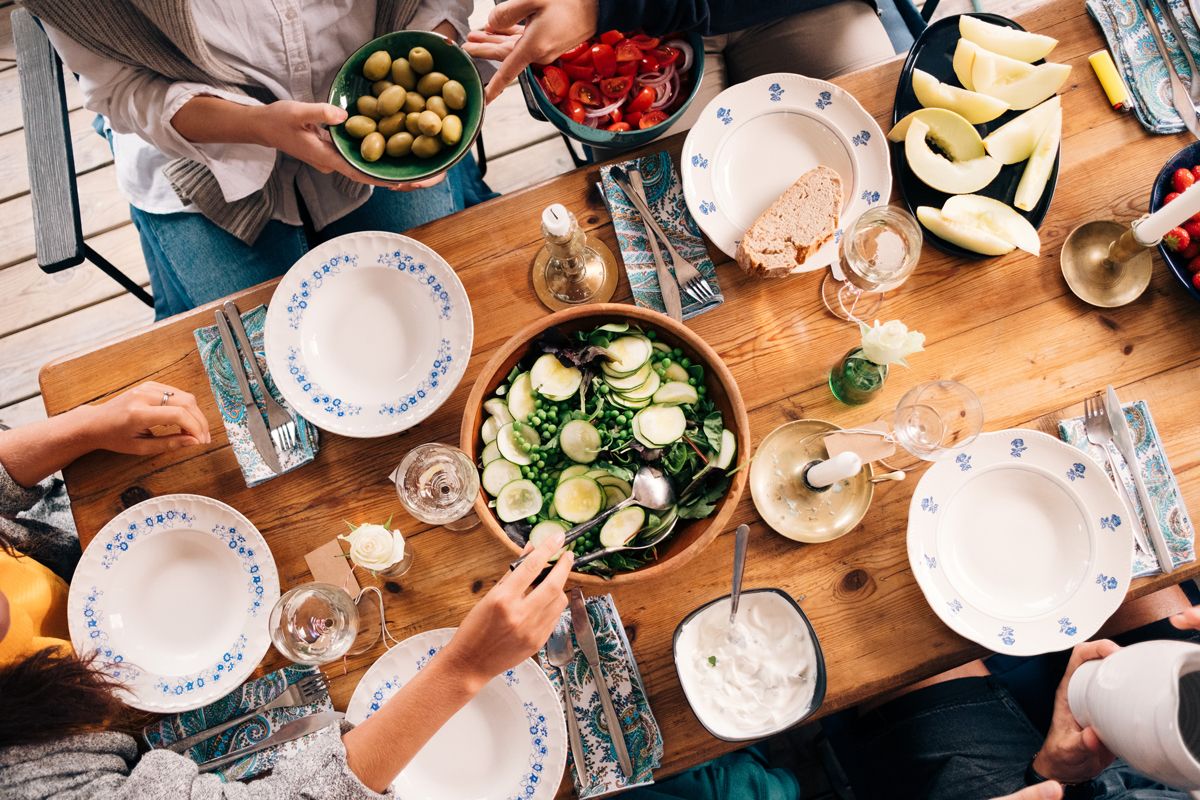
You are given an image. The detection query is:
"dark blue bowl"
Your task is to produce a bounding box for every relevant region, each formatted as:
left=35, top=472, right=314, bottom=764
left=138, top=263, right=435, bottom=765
left=1148, top=140, right=1200, bottom=303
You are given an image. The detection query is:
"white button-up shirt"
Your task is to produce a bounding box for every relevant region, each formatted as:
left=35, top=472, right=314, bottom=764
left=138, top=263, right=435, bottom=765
left=45, top=0, right=471, bottom=228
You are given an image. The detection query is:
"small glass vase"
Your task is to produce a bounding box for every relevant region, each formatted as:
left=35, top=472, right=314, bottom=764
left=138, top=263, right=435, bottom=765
left=366, top=546, right=414, bottom=580
left=829, top=348, right=888, bottom=405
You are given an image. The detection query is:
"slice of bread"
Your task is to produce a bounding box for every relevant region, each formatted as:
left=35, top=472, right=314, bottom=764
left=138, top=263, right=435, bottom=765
left=735, top=166, right=843, bottom=278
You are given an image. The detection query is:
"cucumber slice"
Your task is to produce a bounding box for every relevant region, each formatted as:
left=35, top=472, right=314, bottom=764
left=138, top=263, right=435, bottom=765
left=496, top=421, right=541, bottom=466
left=599, top=506, right=646, bottom=548
left=529, top=519, right=568, bottom=548
left=596, top=475, right=632, bottom=496
left=481, top=440, right=503, bottom=465
left=508, top=372, right=536, bottom=421
left=558, top=464, right=589, bottom=483
left=560, top=420, right=601, bottom=463
left=481, top=416, right=500, bottom=445
left=496, top=479, right=543, bottom=522
left=608, top=392, right=651, bottom=410
left=482, top=459, right=523, bottom=496
left=603, top=361, right=653, bottom=391
left=483, top=398, right=514, bottom=424
left=633, top=405, right=687, bottom=447
left=554, top=477, right=604, bottom=523
left=619, top=371, right=661, bottom=401
left=631, top=414, right=655, bottom=449
left=604, top=335, right=652, bottom=374
left=531, top=354, right=583, bottom=399
left=664, top=361, right=690, bottom=383
left=598, top=322, right=630, bottom=333
left=652, top=341, right=672, bottom=354
left=584, top=468, right=610, bottom=479
left=653, top=381, right=698, bottom=405
left=603, top=485, right=627, bottom=508
left=715, top=428, right=737, bottom=470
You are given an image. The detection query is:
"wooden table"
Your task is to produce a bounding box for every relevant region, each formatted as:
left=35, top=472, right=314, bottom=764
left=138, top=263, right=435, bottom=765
left=40, top=0, right=1200, bottom=786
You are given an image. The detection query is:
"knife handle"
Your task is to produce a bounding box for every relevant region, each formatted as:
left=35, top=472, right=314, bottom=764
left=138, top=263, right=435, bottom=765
left=215, top=310, right=259, bottom=409
left=1127, top=450, right=1175, bottom=573
left=592, top=660, right=634, bottom=778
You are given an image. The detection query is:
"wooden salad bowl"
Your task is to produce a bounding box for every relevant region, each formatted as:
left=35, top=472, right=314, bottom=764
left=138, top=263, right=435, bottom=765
left=460, top=304, right=751, bottom=586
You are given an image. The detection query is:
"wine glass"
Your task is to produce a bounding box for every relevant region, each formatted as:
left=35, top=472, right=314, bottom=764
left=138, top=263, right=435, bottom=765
left=892, top=380, right=984, bottom=462
left=821, top=206, right=923, bottom=322
left=392, top=443, right=480, bottom=531
left=269, top=583, right=360, bottom=666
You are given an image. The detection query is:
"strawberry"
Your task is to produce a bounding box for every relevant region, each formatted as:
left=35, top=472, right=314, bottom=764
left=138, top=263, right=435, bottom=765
left=1174, top=167, right=1196, bottom=193
left=1183, top=221, right=1200, bottom=241
left=1192, top=165, right=1200, bottom=183
left=1164, top=226, right=1191, bottom=252
left=1189, top=255, right=1200, bottom=274
left=1180, top=242, right=1200, bottom=259
left=1165, top=191, right=1182, bottom=205
left=1194, top=271, right=1200, bottom=291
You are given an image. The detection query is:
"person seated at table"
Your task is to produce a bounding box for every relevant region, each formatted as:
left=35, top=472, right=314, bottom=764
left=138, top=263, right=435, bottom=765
left=0, top=534, right=574, bottom=799
left=0, top=381, right=210, bottom=666
left=464, top=0, right=895, bottom=117
left=23, top=0, right=493, bottom=322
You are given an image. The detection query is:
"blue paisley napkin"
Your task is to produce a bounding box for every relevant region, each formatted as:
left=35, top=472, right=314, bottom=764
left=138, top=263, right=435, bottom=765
left=193, top=305, right=318, bottom=487
left=1087, top=0, right=1200, bottom=133
left=537, top=594, right=663, bottom=798
left=1059, top=400, right=1195, bottom=576
left=599, top=151, right=724, bottom=319
left=143, top=664, right=332, bottom=782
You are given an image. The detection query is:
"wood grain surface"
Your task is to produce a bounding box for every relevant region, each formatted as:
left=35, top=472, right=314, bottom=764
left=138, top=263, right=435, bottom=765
left=38, top=0, right=1200, bottom=789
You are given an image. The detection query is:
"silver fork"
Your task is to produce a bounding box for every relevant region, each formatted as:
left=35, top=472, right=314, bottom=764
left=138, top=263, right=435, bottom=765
left=1083, top=393, right=1154, bottom=556
left=223, top=300, right=298, bottom=453
left=1152, top=0, right=1200, bottom=105
left=166, top=672, right=329, bottom=753
left=627, top=166, right=718, bottom=306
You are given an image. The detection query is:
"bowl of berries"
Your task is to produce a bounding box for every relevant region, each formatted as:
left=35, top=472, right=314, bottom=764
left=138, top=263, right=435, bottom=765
left=519, top=30, right=705, bottom=150
left=1149, top=141, right=1200, bottom=302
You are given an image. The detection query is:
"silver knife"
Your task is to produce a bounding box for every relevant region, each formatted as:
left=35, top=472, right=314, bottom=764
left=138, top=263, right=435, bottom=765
left=1156, top=0, right=1200, bottom=105
left=215, top=309, right=284, bottom=475
left=196, top=710, right=343, bottom=773
left=609, top=166, right=685, bottom=321
left=1139, top=0, right=1200, bottom=138
left=568, top=589, right=633, bottom=779
left=1105, top=385, right=1174, bottom=573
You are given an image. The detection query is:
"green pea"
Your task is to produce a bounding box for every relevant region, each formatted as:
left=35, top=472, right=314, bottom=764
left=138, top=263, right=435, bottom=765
left=405, top=111, right=423, bottom=136
left=442, top=80, right=466, bottom=110
left=526, top=515, right=538, bottom=525
left=681, top=357, right=692, bottom=367
left=598, top=384, right=610, bottom=394
left=534, top=399, right=543, bottom=409
left=408, top=46, right=434, bottom=75
left=371, top=79, right=395, bottom=97
left=536, top=459, right=545, bottom=468
left=546, top=423, right=557, bottom=434
left=376, top=84, right=407, bottom=117
left=411, top=134, right=442, bottom=158
left=672, top=348, right=683, bottom=357
left=402, top=92, right=426, bottom=114
left=385, top=131, right=414, bottom=157
left=697, top=386, right=707, bottom=396
left=646, top=330, right=656, bottom=339
left=362, top=50, right=392, bottom=81
left=356, top=95, right=380, bottom=119
left=343, top=114, right=377, bottom=139
left=417, top=109, right=442, bottom=136
left=416, top=71, right=449, bottom=96
left=616, top=414, right=627, bottom=424
left=390, top=57, right=417, bottom=90
left=688, top=378, right=698, bottom=386
left=359, top=131, right=385, bottom=162
left=377, top=112, right=407, bottom=138
left=440, top=114, right=463, bottom=146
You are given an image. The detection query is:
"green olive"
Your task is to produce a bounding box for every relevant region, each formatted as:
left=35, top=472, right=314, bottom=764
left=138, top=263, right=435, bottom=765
left=402, top=92, right=426, bottom=114
left=440, top=114, right=463, bottom=146
left=362, top=50, right=392, bottom=81
left=356, top=95, right=380, bottom=119
left=377, top=112, right=407, bottom=138
left=405, top=111, right=423, bottom=136
left=376, top=85, right=407, bottom=117
left=425, top=96, right=448, bottom=118
left=441, top=80, right=467, bottom=110
left=390, top=57, right=417, bottom=90
left=408, top=46, right=434, bottom=75
left=411, top=134, right=442, bottom=158
left=344, top=114, right=377, bottom=139
left=416, top=71, right=449, bottom=96
left=359, top=131, right=385, bottom=162
left=386, top=131, right=415, bottom=157
left=371, top=79, right=395, bottom=97
left=417, top=109, right=443, bottom=136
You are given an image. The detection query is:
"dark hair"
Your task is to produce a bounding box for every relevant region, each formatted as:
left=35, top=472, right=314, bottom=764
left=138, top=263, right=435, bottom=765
left=0, top=647, right=149, bottom=748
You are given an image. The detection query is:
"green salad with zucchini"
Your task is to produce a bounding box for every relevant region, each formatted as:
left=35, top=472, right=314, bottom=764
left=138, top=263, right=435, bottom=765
left=477, top=321, right=737, bottom=576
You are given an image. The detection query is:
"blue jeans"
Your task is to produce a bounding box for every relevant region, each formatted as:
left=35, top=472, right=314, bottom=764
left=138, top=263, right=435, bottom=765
left=131, top=155, right=495, bottom=319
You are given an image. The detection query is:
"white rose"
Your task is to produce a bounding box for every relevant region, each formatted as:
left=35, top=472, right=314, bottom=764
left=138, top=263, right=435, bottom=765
left=339, top=524, right=406, bottom=570
left=859, top=319, right=925, bottom=367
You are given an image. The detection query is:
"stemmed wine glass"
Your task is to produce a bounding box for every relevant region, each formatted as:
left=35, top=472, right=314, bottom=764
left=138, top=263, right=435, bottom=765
left=392, top=443, right=480, bottom=531
left=270, top=584, right=401, bottom=666
left=821, top=206, right=923, bottom=322
left=884, top=380, right=984, bottom=470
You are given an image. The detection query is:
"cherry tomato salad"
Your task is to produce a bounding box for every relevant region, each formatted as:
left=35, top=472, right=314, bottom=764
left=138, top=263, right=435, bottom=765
left=1158, top=165, right=1200, bottom=289
left=477, top=321, right=737, bottom=575
left=532, top=30, right=695, bottom=132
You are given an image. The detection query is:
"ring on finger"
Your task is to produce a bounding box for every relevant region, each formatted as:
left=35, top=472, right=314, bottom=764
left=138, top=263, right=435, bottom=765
left=160, top=391, right=175, bottom=406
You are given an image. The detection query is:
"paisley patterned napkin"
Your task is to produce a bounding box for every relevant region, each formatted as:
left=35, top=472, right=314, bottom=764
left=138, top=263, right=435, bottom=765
left=1059, top=400, right=1195, bottom=576
left=143, top=664, right=332, bottom=781
left=599, top=151, right=724, bottom=319
left=193, top=305, right=318, bottom=487
left=537, top=594, right=663, bottom=798
left=1087, top=0, right=1200, bottom=133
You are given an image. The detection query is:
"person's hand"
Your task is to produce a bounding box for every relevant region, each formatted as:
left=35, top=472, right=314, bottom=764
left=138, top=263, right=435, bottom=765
left=463, top=0, right=599, bottom=103
left=991, top=782, right=1063, bottom=800
left=1171, top=606, right=1200, bottom=631
left=439, top=530, right=575, bottom=690
left=1033, top=640, right=1119, bottom=784
left=82, top=381, right=211, bottom=455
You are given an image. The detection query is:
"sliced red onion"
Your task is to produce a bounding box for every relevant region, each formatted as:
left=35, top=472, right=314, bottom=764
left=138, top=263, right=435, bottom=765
left=650, top=80, right=674, bottom=109
left=585, top=97, right=625, bottom=118
left=666, top=39, right=693, bottom=72
left=637, top=71, right=666, bottom=84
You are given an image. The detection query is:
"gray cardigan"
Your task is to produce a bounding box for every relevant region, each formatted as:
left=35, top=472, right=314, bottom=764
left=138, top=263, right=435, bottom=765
left=0, top=455, right=78, bottom=583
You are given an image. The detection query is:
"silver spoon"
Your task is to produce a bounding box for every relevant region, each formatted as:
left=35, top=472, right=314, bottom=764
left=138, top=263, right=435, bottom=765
left=546, top=624, right=589, bottom=790
left=571, top=517, right=678, bottom=569
left=728, top=524, right=750, bottom=626
left=510, top=465, right=675, bottom=571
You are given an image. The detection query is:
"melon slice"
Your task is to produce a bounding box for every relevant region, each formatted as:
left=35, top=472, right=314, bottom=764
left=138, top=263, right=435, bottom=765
left=888, top=108, right=984, bottom=157
left=911, top=68, right=1010, bottom=124
left=959, top=15, right=1058, bottom=63
left=953, top=39, right=979, bottom=90
left=905, top=118, right=1001, bottom=195
left=916, top=206, right=1016, bottom=256
left=973, top=54, right=1071, bottom=110
left=1014, top=106, right=1062, bottom=211
left=941, top=194, right=1041, bottom=255
left=982, top=96, right=1061, bottom=164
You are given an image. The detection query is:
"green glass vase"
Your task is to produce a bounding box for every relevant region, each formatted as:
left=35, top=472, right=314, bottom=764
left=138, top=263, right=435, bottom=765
left=829, top=347, right=888, bottom=405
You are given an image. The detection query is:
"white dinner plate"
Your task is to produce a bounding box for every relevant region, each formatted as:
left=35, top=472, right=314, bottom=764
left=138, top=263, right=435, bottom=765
left=908, top=430, right=1133, bottom=656
left=264, top=231, right=473, bottom=438
left=681, top=72, right=891, bottom=270
left=68, top=495, right=279, bottom=712
left=347, top=628, right=566, bottom=800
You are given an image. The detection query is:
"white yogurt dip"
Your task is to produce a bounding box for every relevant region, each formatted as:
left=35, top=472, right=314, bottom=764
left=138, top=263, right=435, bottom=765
left=675, top=590, right=818, bottom=740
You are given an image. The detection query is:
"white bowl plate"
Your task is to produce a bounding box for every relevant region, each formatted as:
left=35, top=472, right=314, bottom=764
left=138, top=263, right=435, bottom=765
left=347, top=628, right=566, bottom=800
left=908, top=430, right=1133, bottom=656
left=681, top=72, right=891, bottom=270
left=264, top=231, right=473, bottom=438
left=68, top=495, right=279, bottom=712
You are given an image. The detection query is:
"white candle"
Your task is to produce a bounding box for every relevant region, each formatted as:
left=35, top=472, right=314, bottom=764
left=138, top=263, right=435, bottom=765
left=805, top=452, right=863, bottom=488
left=1135, top=180, right=1200, bottom=245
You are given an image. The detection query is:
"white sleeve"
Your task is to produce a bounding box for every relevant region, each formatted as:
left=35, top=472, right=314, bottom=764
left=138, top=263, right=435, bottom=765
left=408, top=0, right=474, bottom=42
left=43, top=25, right=275, bottom=203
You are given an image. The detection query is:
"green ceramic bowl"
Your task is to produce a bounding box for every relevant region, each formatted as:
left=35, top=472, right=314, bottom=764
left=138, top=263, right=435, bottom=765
left=328, top=31, right=484, bottom=183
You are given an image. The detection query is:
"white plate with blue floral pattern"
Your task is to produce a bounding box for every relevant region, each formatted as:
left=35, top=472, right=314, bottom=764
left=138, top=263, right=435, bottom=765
left=263, top=231, right=473, bottom=438
left=908, top=430, right=1133, bottom=657
left=680, top=72, right=890, bottom=271
left=67, top=494, right=279, bottom=713
left=347, top=627, right=566, bottom=800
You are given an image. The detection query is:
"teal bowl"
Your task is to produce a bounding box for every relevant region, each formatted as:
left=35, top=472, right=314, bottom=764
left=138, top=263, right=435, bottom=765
left=328, top=31, right=484, bottom=183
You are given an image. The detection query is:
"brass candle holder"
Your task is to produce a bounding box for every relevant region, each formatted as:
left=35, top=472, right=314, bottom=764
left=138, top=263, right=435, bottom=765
left=1060, top=218, right=1154, bottom=308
